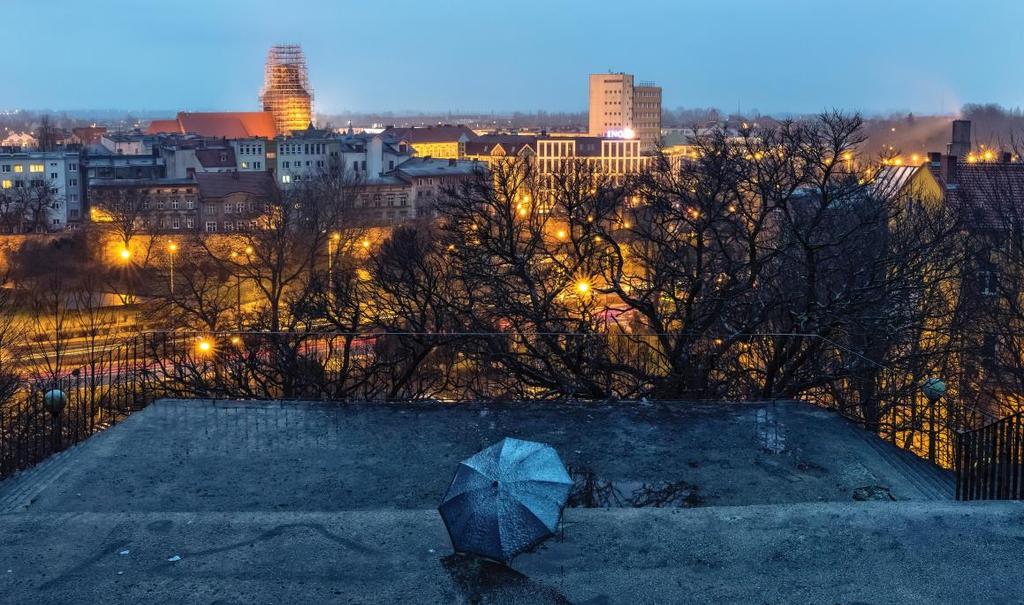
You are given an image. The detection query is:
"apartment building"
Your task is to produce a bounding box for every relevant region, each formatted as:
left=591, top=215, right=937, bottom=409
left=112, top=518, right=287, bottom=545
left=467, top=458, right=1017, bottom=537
left=0, top=150, right=82, bottom=231
left=275, top=130, right=411, bottom=187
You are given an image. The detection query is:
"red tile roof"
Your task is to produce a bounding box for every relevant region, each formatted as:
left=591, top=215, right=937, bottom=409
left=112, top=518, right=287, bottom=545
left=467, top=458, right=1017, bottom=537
left=146, top=112, right=277, bottom=139
left=146, top=119, right=181, bottom=135
left=195, top=171, right=277, bottom=200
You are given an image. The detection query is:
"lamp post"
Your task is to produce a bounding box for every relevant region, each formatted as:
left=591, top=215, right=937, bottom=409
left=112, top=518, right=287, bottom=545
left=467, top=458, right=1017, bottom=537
left=328, top=232, right=340, bottom=297
left=43, top=388, right=67, bottom=451
left=922, top=377, right=946, bottom=464
left=167, top=241, right=178, bottom=295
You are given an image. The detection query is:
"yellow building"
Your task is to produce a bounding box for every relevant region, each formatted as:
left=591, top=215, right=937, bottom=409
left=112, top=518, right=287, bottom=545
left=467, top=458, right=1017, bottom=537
left=380, top=125, right=476, bottom=159
left=464, top=135, right=537, bottom=166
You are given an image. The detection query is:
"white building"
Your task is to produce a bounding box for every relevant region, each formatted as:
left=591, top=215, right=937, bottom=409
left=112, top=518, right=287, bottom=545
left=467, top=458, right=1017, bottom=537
left=275, top=130, right=411, bottom=187
left=230, top=138, right=269, bottom=172
left=0, top=150, right=82, bottom=231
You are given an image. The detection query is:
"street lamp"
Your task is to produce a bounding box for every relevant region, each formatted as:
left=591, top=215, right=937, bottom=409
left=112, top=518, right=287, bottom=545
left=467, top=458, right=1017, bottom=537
left=575, top=279, right=591, bottom=295
left=167, top=242, right=178, bottom=294
left=328, top=232, right=341, bottom=295
left=922, top=377, right=946, bottom=464
left=118, top=247, right=131, bottom=262
left=196, top=337, right=213, bottom=355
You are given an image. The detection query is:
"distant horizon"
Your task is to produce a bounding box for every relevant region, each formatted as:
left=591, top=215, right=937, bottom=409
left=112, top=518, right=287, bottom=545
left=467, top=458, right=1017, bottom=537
left=6, top=0, right=1024, bottom=116
left=0, top=106, right=976, bottom=121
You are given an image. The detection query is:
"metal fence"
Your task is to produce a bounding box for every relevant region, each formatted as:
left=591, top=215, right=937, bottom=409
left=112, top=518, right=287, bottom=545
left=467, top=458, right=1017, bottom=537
left=0, top=330, right=987, bottom=481
left=955, top=411, right=1024, bottom=500
left=0, top=337, right=147, bottom=479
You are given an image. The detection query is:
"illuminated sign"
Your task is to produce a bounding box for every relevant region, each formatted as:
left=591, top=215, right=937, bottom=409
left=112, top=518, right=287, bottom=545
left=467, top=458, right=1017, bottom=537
left=605, top=128, right=636, bottom=139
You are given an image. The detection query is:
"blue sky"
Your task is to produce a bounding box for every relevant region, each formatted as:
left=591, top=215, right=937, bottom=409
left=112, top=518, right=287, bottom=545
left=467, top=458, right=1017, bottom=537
left=5, top=0, right=1024, bottom=114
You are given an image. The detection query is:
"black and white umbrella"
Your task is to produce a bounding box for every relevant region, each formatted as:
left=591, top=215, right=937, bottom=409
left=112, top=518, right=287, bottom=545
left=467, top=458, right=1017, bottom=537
left=438, top=437, right=573, bottom=563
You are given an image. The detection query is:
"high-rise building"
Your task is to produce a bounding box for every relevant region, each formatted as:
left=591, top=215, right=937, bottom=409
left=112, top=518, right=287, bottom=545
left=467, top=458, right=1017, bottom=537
left=260, top=44, right=313, bottom=135
left=633, top=82, right=662, bottom=154
left=588, top=72, right=662, bottom=153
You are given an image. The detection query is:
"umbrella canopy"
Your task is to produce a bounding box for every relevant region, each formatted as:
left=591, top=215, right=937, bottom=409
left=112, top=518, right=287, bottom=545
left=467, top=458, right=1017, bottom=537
left=439, top=437, right=573, bottom=563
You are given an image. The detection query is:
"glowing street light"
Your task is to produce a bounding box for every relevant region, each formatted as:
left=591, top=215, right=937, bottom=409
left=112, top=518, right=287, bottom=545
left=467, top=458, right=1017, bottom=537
left=168, top=242, right=178, bottom=294
left=575, top=280, right=591, bottom=295
left=196, top=338, right=213, bottom=355
left=118, top=247, right=131, bottom=262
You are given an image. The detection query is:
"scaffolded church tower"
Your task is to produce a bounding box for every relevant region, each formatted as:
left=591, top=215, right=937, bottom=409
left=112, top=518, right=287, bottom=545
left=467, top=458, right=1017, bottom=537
left=260, top=44, right=313, bottom=135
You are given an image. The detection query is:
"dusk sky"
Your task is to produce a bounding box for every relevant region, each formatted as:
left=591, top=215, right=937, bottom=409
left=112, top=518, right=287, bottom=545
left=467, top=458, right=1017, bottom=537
left=7, top=0, right=1024, bottom=115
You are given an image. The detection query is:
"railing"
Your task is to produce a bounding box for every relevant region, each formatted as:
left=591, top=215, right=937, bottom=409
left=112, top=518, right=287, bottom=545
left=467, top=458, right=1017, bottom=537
left=0, top=330, right=982, bottom=481
left=0, top=336, right=147, bottom=479
left=955, top=411, right=1024, bottom=500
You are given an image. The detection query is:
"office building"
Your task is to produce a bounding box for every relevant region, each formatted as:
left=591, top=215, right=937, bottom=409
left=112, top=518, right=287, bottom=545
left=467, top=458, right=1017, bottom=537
left=588, top=72, right=662, bottom=153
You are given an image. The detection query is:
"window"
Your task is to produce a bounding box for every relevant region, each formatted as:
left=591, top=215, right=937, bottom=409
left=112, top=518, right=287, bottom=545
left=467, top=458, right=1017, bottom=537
left=186, top=199, right=195, bottom=210
left=185, top=217, right=194, bottom=229
left=241, top=162, right=249, bottom=169
left=0, top=165, right=9, bottom=173
left=254, top=161, right=262, bottom=169
left=172, top=217, right=180, bottom=229
left=50, top=173, right=58, bottom=180
left=69, top=163, right=77, bottom=172
left=171, top=199, right=179, bottom=210
left=1, top=180, right=10, bottom=189
left=69, top=179, right=77, bottom=186
left=282, top=175, right=292, bottom=184
left=980, top=270, right=998, bottom=296
left=205, top=221, right=217, bottom=233
left=13, top=165, right=23, bottom=173
left=29, top=164, right=44, bottom=173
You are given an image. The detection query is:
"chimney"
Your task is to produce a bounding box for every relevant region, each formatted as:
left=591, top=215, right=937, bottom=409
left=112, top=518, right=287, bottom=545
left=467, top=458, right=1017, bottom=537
left=928, top=152, right=941, bottom=167
left=941, top=155, right=958, bottom=188
left=1002, top=151, right=1013, bottom=164
left=948, top=119, right=971, bottom=158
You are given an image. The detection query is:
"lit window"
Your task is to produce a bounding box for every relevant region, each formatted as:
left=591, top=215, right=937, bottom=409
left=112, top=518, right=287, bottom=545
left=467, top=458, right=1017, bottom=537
left=29, top=164, right=44, bottom=173
left=1, top=180, right=10, bottom=189
left=282, top=175, right=292, bottom=183
left=13, top=165, right=23, bottom=173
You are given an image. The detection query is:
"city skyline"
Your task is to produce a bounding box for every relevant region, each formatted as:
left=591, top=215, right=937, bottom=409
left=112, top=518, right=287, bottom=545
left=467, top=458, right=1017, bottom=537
left=6, top=0, right=1024, bottom=115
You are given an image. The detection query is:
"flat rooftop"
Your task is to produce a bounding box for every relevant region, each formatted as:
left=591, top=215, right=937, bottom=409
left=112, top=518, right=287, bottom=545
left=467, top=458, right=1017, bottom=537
left=1, top=399, right=1018, bottom=604
left=0, top=399, right=952, bottom=513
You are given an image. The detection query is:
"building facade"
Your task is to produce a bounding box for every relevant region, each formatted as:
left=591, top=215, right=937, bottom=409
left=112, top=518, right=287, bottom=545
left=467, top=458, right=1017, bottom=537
left=195, top=171, right=277, bottom=234
left=88, top=178, right=199, bottom=233
left=588, top=72, right=662, bottom=153
left=275, top=130, right=411, bottom=187
left=0, top=150, right=82, bottom=231
left=633, top=82, right=662, bottom=153
left=380, top=125, right=475, bottom=160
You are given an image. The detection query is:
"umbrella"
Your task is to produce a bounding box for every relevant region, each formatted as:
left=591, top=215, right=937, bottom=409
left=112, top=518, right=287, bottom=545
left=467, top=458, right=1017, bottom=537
left=438, top=437, right=573, bottom=563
